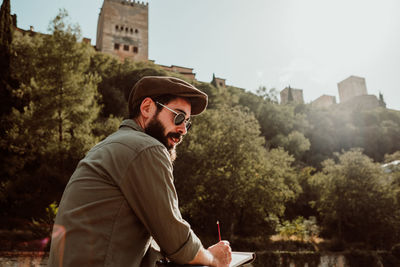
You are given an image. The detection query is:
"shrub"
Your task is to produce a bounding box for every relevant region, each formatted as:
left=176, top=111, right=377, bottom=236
left=276, top=216, right=320, bottom=242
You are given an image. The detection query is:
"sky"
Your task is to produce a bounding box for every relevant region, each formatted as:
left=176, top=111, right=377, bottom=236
left=11, top=0, right=400, bottom=110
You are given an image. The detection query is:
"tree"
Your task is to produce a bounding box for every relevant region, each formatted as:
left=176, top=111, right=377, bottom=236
left=312, top=149, right=400, bottom=248
left=384, top=151, right=400, bottom=164
left=256, top=86, right=278, bottom=103
left=89, top=54, right=168, bottom=118
left=174, top=106, right=301, bottom=241
left=0, top=0, right=18, bottom=130
left=0, top=0, right=13, bottom=112
left=303, top=105, right=400, bottom=167
left=1, top=10, right=105, bottom=222
left=232, top=87, right=310, bottom=154
left=284, top=167, right=319, bottom=220
left=274, top=130, right=310, bottom=159
left=379, top=92, right=386, bottom=108
left=0, top=0, right=15, bottom=209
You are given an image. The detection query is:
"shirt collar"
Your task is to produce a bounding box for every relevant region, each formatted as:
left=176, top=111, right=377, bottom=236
left=119, top=119, right=144, bottom=133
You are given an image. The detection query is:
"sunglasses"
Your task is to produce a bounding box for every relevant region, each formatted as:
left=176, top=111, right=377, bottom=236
left=156, top=102, right=192, bottom=131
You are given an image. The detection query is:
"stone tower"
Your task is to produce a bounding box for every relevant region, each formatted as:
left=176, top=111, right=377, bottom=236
left=211, top=73, right=226, bottom=88
left=280, top=86, right=304, bottom=104
left=337, top=76, right=367, bottom=103
left=96, top=0, right=148, bottom=61
left=311, top=95, right=336, bottom=108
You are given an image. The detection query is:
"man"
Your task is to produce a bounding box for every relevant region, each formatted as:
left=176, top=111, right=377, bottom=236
left=48, top=76, right=232, bottom=267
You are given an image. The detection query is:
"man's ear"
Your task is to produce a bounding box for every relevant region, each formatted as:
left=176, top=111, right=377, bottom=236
left=140, top=97, right=156, bottom=120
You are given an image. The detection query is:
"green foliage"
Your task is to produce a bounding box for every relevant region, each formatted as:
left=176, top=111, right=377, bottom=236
left=304, top=106, right=400, bottom=167
left=384, top=151, right=400, bottom=164
left=31, top=202, right=58, bottom=238
left=256, top=86, right=278, bottom=103
left=229, top=87, right=310, bottom=160
left=378, top=92, right=386, bottom=108
left=284, top=167, right=319, bottom=220
left=92, top=115, right=122, bottom=141
left=198, top=82, right=232, bottom=110
left=0, top=0, right=12, bottom=82
left=0, top=0, right=18, bottom=133
left=311, top=149, right=400, bottom=248
left=175, top=105, right=301, bottom=239
left=2, top=5, right=400, bottom=253
left=8, top=9, right=101, bottom=164
left=0, top=9, right=116, bottom=223
left=276, top=216, right=319, bottom=242
left=275, top=131, right=310, bottom=159
left=89, top=53, right=168, bottom=118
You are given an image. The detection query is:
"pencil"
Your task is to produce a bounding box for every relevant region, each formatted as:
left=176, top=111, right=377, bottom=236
left=217, top=220, right=221, bottom=241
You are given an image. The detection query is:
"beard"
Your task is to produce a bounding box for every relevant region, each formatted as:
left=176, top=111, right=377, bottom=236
left=144, top=116, right=182, bottom=163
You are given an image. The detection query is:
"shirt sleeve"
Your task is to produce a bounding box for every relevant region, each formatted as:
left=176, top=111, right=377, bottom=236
left=120, top=145, right=202, bottom=264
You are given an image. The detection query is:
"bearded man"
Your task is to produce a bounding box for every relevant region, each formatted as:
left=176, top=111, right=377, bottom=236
left=48, top=76, right=231, bottom=267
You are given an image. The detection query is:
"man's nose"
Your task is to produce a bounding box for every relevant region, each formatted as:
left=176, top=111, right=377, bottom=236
left=177, top=122, right=187, bottom=135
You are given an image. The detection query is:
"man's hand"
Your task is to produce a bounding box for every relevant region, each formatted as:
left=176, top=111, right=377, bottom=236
left=207, top=241, right=232, bottom=267
left=188, top=240, right=232, bottom=267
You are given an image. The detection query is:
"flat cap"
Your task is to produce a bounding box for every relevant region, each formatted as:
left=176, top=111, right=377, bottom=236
left=128, top=76, right=208, bottom=115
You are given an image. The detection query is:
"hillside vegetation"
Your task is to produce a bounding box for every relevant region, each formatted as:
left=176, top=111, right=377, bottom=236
left=1, top=9, right=400, bottom=251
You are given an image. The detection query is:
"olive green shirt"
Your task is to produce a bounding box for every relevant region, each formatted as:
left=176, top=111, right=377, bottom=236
left=48, top=119, right=202, bottom=267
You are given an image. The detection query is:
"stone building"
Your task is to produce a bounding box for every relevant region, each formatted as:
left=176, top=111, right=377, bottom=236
left=311, top=95, right=336, bottom=108
left=211, top=74, right=226, bottom=88
left=96, top=0, right=149, bottom=61
left=159, top=65, right=196, bottom=80
left=337, top=75, right=367, bottom=103
left=335, top=95, right=379, bottom=111
left=280, top=86, right=304, bottom=105
left=95, top=0, right=201, bottom=80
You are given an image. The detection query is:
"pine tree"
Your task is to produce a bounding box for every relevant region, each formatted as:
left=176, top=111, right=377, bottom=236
left=0, top=0, right=14, bottom=117
left=211, top=73, right=217, bottom=87
left=1, top=9, right=104, bottom=222
left=0, top=0, right=17, bottom=218
left=379, top=92, right=386, bottom=108
left=0, top=0, right=12, bottom=76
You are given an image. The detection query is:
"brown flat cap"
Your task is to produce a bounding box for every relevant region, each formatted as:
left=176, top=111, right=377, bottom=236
left=128, top=76, right=208, bottom=115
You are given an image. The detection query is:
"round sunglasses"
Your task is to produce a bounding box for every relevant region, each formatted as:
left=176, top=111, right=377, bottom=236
left=156, top=102, right=192, bottom=131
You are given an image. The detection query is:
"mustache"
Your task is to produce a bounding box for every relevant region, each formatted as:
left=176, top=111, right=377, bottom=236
left=167, top=132, right=182, bottom=142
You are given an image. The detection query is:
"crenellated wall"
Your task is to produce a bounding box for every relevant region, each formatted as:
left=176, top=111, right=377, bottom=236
left=106, top=0, right=148, bottom=7
left=96, top=0, right=148, bottom=61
